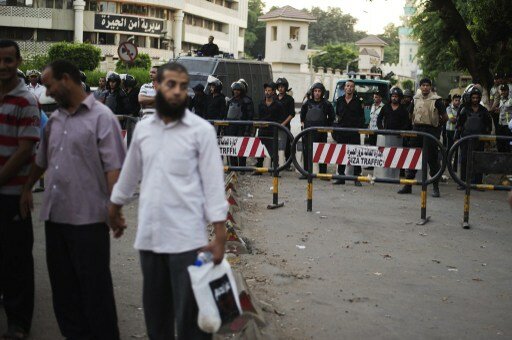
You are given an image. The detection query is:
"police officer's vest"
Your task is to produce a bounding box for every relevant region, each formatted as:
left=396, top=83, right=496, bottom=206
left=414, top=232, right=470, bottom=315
left=413, top=92, right=441, bottom=127
left=306, top=102, right=324, bottom=123
left=227, top=99, right=243, bottom=119
left=463, top=108, right=485, bottom=136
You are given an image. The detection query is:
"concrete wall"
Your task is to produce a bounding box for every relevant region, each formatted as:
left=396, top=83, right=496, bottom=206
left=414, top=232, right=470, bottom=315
left=264, top=19, right=310, bottom=65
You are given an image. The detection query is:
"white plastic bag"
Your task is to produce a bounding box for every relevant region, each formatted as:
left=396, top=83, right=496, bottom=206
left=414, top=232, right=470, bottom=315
left=188, top=258, right=242, bottom=333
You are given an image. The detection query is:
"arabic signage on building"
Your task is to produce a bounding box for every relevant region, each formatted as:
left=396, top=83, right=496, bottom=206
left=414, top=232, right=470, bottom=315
left=94, top=14, right=164, bottom=34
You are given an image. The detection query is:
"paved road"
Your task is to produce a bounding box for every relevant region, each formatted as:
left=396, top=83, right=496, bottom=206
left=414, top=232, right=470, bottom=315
left=237, top=170, right=512, bottom=339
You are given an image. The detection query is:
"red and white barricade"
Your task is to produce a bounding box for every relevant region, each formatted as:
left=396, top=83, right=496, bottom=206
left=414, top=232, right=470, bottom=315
left=312, top=143, right=422, bottom=170
left=217, top=136, right=270, bottom=158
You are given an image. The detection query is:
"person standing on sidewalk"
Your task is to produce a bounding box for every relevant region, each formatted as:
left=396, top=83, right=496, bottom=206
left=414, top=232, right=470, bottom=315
left=20, top=59, right=124, bottom=340
left=276, top=78, right=295, bottom=170
left=0, top=39, right=39, bottom=340
left=446, top=94, right=461, bottom=171
left=368, top=91, right=385, bottom=145
left=109, top=62, right=228, bottom=340
left=397, top=78, right=447, bottom=197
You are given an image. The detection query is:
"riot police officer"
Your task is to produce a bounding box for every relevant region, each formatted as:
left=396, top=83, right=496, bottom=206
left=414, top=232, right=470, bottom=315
left=333, top=79, right=365, bottom=185
left=300, top=82, right=334, bottom=177
left=105, top=72, right=129, bottom=116
left=226, top=81, right=251, bottom=167
left=276, top=77, right=295, bottom=170
left=205, top=76, right=226, bottom=121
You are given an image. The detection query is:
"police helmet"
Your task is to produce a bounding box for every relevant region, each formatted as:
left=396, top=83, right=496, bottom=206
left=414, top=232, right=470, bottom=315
left=311, top=82, right=326, bottom=94
left=26, top=69, right=40, bottom=77
left=263, top=82, right=277, bottom=91
left=403, top=89, right=413, bottom=98
left=275, top=77, right=289, bottom=91
left=390, top=87, right=403, bottom=98
left=124, top=74, right=137, bottom=88
left=231, top=81, right=244, bottom=92
left=469, top=87, right=482, bottom=98
left=207, top=76, right=223, bottom=92
left=238, top=79, right=248, bottom=92
left=79, top=70, right=87, bottom=82
left=107, top=72, right=121, bottom=83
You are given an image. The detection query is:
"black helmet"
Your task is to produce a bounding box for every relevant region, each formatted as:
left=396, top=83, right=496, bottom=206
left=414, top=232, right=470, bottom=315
left=390, top=87, right=403, bottom=98
left=263, top=82, right=277, bottom=91
left=231, top=81, right=244, bottom=92
left=275, top=77, right=289, bottom=91
left=469, top=87, right=482, bottom=97
left=124, top=74, right=137, bottom=88
left=107, top=72, right=121, bottom=83
left=311, top=82, right=325, bottom=94
left=238, top=78, right=248, bottom=92
left=403, top=89, right=413, bottom=97
left=208, top=77, right=222, bottom=92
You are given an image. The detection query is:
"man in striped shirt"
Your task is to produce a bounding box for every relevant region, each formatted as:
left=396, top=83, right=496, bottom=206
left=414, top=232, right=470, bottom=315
left=0, top=39, right=40, bottom=340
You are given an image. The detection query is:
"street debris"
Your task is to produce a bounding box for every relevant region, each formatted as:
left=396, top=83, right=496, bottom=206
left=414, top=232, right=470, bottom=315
left=381, top=254, right=392, bottom=259
left=296, top=245, right=306, bottom=249
left=432, top=259, right=441, bottom=264
left=247, top=193, right=254, bottom=198
left=419, top=232, right=428, bottom=236
left=374, top=272, right=382, bottom=276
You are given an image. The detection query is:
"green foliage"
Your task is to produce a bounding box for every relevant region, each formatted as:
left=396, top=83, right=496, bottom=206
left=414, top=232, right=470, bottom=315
left=379, top=24, right=399, bottom=65
left=312, top=44, right=358, bottom=71
left=20, top=55, right=49, bottom=74
left=307, top=7, right=366, bottom=48
left=121, top=67, right=151, bottom=86
left=83, top=69, right=106, bottom=88
left=411, top=0, right=512, bottom=86
left=401, top=79, right=414, bottom=90
left=115, top=53, right=151, bottom=72
left=244, top=0, right=266, bottom=58
left=47, top=42, right=101, bottom=71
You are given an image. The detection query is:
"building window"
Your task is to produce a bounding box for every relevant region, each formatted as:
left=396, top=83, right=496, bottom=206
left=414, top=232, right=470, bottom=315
left=2, top=0, right=28, bottom=6
left=84, top=0, right=97, bottom=11
left=37, top=29, right=73, bottom=42
left=54, top=0, right=62, bottom=9
left=0, top=26, right=34, bottom=40
left=121, top=3, right=148, bottom=16
left=98, top=32, right=115, bottom=45
left=98, top=1, right=115, bottom=13
left=290, top=26, right=299, bottom=41
left=239, top=27, right=244, bottom=37
left=271, top=26, right=277, bottom=41
left=214, top=22, right=223, bottom=32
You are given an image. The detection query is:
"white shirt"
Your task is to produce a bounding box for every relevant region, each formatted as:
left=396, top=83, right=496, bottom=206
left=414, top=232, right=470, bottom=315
left=110, top=110, right=228, bottom=254
left=369, top=102, right=384, bottom=130
left=139, top=82, right=156, bottom=114
left=26, top=83, right=46, bottom=100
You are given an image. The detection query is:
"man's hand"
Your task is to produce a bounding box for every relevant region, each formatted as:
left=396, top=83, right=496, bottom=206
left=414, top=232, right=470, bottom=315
left=19, top=188, right=33, bottom=220
left=202, top=221, right=226, bottom=264
left=108, top=203, right=127, bottom=238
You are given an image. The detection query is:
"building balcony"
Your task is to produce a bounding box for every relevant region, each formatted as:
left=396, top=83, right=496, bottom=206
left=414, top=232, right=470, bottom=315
left=0, top=6, right=53, bottom=29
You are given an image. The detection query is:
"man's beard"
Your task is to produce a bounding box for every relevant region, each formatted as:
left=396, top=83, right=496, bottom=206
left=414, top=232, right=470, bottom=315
left=155, top=91, right=187, bottom=120
left=391, top=98, right=399, bottom=104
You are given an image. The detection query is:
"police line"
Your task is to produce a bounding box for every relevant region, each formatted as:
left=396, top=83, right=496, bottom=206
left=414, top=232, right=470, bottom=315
left=446, top=135, right=512, bottom=229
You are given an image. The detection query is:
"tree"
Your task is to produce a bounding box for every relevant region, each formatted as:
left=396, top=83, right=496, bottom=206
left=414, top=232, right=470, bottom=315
left=379, top=23, right=399, bottom=64
left=116, top=53, right=151, bottom=71
left=312, top=44, right=358, bottom=71
left=411, top=0, right=512, bottom=90
left=401, top=79, right=414, bottom=90
left=307, top=7, right=366, bottom=48
left=244, top=0, right=266, bottom=58
left=47, top=42, right=101, bottom=71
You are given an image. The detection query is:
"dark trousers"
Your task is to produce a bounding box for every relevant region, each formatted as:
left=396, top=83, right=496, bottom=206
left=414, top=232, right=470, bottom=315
left=256, top=135, right=275, bottom=168
left=336, top=132, right=361, bottom=177
left=225, top=126, right=246, bottom=168
left=460, top=140, right=484, bottom=184
left=368, top=134, right=377, bottom=146
left=0, top=194, right=34, bottom=333
left=404, top=125, right=441, bottom=186
left=496, top=125, right=512, bottom=153
left=446, top=130, right=458, bottom=172
left=302, top=131, right=327, bottom=173
left=140, top=250, right=211, bottom=340
left=284, top=124, right=292, bottom=167
left=45, top=221, right=119, bottom=340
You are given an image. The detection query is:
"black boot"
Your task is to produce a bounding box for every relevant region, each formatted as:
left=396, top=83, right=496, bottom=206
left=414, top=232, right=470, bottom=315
left=432, top=183, right=440, bottom=197
left=397, top=185, right=412, bottom=194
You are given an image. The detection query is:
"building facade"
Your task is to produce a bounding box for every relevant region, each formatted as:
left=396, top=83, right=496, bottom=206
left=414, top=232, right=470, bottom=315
left=355, top=35, right=387, bottom=76
left=0, top=0, right=247, bottom=61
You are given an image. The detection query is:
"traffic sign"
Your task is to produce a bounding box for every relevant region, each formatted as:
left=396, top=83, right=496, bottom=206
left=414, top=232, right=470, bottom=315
left=117, top=41, right=138, bottom=62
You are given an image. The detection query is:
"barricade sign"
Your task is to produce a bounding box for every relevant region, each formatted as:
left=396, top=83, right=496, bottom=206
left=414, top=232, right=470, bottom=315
left=291, top=127, right=446, bottom=225
left=447, top=135, right=512, bottom=229
left=210, top=120, right=294, bottom=210
left=312, top=143, right=422, bottom=169
left=217, top=137, right=270, bottom=158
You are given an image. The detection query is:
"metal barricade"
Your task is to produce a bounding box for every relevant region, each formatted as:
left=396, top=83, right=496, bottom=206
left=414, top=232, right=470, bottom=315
left=117, top=115, right=140, bottom=147
left=209, top=120, right=294, bottom=209
left=447, top=135, right=512, bottom=229
left=291, top=127, right=446, bottom=225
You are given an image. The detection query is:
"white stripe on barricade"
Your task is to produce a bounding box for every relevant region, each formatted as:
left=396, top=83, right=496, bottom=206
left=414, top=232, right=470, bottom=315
left=218, top=136, right=270, bottom=158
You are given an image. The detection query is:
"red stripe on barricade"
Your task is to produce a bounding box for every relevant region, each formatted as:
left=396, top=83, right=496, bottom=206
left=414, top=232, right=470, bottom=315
left=324, top=143, right=337, bottom=164
left=335, top=144, right=346, bottom=164
left=313, top=143, right=324, bottom=163
left=249, top=138, right=260, bottom=157
left=409, top=148, right=422, bottom=169
left=237, top=137, right=249, bottom=157
left=384, top=147, right=397, bottom=168
left=226, top=211, right=236, bottom=224
left=396, top=149, right=409, bottom=169
left=228, top=195, right=238, bottom=206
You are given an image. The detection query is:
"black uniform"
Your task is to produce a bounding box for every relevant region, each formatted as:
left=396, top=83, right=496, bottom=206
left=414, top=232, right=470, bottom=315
left=189, top=93, right=208, bottom=118
left=199, top=43, right=219, bottom=57
left=205, top=93, right=226, bottom=120
left=377, top=103, right=411, bottom=130
left=277, top=93, right=295, bottom=165
left=105, top=89, right=129, bottom=118
left=455, top=104, right=492, bottom=184
left=125, top=87, right=141, bottom=117
left=226, top=96, right=251, bottom=167
left=300, top=99, right=335, bottom=173
left=256, top=99, right=285, bottom=167
left=334, top=95, right=365, bottom=177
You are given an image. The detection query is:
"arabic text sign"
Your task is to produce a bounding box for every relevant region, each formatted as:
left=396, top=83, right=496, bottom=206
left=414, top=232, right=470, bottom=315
left=346, top=145, right=384, bottom=167
left=94, top=14, right=164, bottom=34
left=217, top=137, right=269, bottom=158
